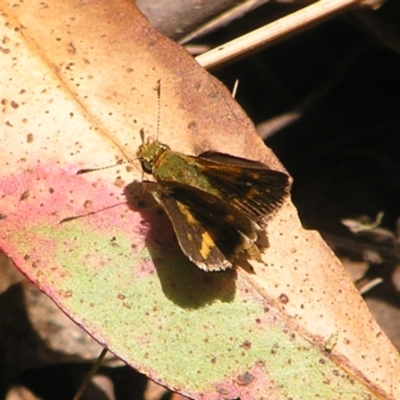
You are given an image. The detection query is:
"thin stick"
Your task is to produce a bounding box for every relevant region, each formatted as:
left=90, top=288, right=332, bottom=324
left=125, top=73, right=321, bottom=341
left=231, top=79, right=239, bottom=98
left=72, top=348, right=108, bottom=400
left=179, top=0, right=270, bottom=45
left=359, top=277, right=383, bottom=295
left=195, top=0, right=386, bottom=69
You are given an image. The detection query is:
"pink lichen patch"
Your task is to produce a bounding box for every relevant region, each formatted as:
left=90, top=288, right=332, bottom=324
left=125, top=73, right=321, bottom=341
left=0, top=162, right=179, bottom=288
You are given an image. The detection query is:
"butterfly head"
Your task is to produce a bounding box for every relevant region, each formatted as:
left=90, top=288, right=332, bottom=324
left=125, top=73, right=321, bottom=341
left=137, top=137, right=170, bottom=174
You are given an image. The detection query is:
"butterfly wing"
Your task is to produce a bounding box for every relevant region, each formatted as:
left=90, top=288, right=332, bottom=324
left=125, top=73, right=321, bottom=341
left=150, top=183, right=259, bottom=271
left=142, top=150, right=289, bottom=271
left=197, top=152, right=290, bottom=220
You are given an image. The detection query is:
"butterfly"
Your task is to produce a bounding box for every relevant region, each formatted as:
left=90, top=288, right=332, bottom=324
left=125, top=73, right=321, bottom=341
left=137, top=137, right=289, bottom=271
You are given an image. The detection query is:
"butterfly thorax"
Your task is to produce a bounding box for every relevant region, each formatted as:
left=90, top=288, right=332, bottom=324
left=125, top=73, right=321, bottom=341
left=138, top=140, right=215, bottom=194
left=137, top=140, right=170, bottom=174
left=151, top=150, right=218, bottom=195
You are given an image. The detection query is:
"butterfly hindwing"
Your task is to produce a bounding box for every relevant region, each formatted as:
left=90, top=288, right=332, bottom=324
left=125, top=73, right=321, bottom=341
left=149, top=183, right=259, bottom=271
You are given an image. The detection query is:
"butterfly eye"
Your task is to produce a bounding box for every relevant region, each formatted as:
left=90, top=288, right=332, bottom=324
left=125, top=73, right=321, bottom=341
left=141, top=160, right=153, bottom=174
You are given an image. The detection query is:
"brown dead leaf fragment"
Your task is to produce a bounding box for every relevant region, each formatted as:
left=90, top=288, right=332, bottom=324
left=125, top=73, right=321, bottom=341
left=1, top=0, right=400, bottom=399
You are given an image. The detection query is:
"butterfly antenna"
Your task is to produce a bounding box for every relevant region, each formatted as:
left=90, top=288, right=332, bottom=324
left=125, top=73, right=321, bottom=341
left=77, top=160, right=124, bottom=175
left=156, top=79, right=161, bottom=141
left=60, top=202, right=126, bottom=224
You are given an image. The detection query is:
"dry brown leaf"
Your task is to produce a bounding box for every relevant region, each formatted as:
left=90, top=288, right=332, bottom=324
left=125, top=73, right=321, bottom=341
left=1, top=0, right=399, bottom=399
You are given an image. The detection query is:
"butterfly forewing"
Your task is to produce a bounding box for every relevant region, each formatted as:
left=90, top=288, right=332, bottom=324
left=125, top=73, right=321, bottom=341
left=197, top=152, right=289, bottom=219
